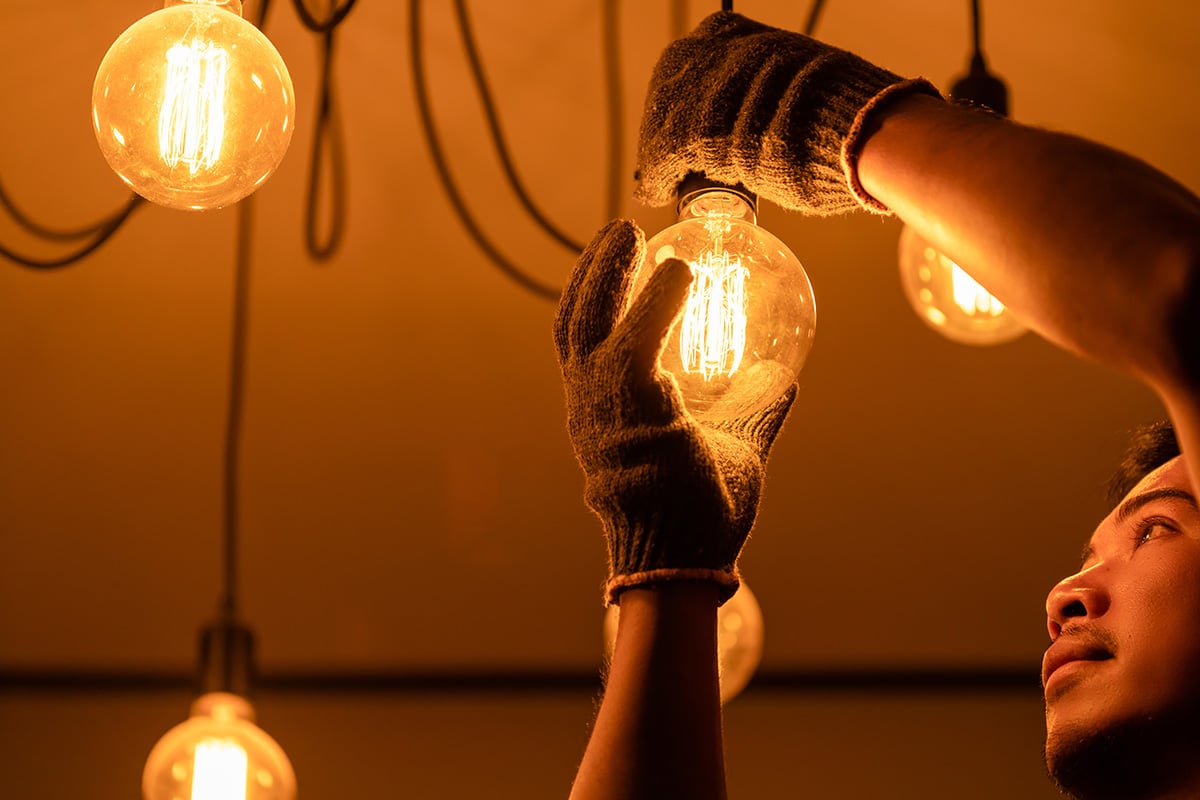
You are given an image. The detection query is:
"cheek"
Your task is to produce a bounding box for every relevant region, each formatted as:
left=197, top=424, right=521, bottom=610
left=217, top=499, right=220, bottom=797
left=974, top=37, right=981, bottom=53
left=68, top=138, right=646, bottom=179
left=1120, top=556, right=1200, bottom=704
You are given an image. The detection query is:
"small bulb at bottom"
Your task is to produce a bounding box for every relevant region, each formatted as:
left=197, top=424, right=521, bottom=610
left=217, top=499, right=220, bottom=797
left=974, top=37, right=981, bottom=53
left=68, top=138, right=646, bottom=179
left=143, top=692, right=296, bottom=800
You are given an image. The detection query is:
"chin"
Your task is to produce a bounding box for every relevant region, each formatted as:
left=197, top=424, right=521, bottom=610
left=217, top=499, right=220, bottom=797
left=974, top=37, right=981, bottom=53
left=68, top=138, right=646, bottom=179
left=1046, top=712, right=1199, bottom=800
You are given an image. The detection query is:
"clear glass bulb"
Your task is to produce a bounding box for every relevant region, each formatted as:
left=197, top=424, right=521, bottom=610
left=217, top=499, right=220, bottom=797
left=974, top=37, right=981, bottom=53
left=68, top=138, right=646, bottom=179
left=603, top=582, right=765, bottom=703
left=143, top=692, right=297, bottom=800
left=92, top=0, right=295, bottom=210
left=632, top=188, right=816, bottom=421
left=898, top=224, right=1026, bottom=345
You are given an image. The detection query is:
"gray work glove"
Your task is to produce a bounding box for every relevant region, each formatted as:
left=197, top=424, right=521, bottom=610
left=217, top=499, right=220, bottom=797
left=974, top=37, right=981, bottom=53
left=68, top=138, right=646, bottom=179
left=635, top=11, right=941, bottom=215
left=554, top=220, right=797, bottom=605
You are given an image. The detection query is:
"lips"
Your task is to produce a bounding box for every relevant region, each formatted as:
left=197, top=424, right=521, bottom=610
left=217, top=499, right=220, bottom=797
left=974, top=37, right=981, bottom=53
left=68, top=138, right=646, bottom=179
left=1042, top=637, right=1114, bottom=688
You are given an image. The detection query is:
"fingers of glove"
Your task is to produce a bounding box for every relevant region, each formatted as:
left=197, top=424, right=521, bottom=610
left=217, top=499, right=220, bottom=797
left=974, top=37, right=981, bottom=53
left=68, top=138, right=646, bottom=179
left=608, top=256, right=693, bottom=378
left=745, top=382, right=799, bottom=457
left=554, top=220, right=645, bottom=365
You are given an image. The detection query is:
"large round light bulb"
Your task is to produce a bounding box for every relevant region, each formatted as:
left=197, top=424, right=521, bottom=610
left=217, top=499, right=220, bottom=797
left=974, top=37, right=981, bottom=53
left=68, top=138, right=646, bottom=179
left=92, top=0, right=295, bottom=210
left=897, top=225, right=1026, bottom=345
left=603, top=582, right=765, bottom=703
left=143, top=692, right=296, bottom=800
left=632, top=185, right=816, bottom=421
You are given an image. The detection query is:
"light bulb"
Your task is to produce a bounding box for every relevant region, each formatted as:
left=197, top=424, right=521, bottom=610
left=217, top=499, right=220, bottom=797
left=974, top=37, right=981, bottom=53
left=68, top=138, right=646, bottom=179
left=897, top=224, right=1026, bottom=345
left=603, top=582, right=765, bottom=703
left=92, top=0, right=295, bottom=210
left=143, top=692, right=296, bottom=800
left=632, top=182, right=815, bottom=421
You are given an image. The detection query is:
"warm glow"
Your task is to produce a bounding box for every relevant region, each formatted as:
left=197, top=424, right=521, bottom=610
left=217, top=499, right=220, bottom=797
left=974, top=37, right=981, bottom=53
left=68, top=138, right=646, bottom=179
left=192, top=738, right=248, bottom=800
left=680, top=212, right=748, bottom=379
left=949, top=260, right=1006, bottom=317
left=159, top=38, right=229, bottom=174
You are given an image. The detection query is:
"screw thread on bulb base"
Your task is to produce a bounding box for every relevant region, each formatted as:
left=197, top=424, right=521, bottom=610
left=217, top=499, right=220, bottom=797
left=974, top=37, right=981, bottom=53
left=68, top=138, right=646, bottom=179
left=675, top=172, right=758, bottom=219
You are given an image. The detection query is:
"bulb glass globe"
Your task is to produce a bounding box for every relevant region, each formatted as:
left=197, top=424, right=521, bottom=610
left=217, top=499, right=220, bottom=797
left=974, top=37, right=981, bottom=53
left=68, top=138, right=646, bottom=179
left=603, top=582, right=764, bottom=703
left=631, top=188, right=816, bottom=421
left=143, top=692, right=297, bottom=800
left=92, top=0, right=295, bottom=210
left=898, top=224, right=1026, bottom=345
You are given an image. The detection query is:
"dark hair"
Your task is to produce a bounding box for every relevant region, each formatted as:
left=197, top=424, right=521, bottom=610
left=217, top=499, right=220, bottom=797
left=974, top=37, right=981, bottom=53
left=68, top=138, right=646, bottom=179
left=1105, top=420, right=1181, bottom=507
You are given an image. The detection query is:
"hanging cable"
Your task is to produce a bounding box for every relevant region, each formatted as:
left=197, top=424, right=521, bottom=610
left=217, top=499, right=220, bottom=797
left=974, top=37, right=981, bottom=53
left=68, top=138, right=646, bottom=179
left=602, top=0, right=623, bottom=220
left=0, top=179, right=136, bottom=242
left=722, top=0, right=733, bottom=12
left=304, top=26, right=348, bottom=261
left=804, top=0, right=826, bottom=36
left=970, top=0, right=982, bottom=58
left=453, top=0, right=584, bottom=253
left=409, top=0, right=560, bottom=301
left=218, top=196, right=256, bottom=619
left=0, top=193, right=145, bottom=270
left=290, top=0, right=358, bottom=33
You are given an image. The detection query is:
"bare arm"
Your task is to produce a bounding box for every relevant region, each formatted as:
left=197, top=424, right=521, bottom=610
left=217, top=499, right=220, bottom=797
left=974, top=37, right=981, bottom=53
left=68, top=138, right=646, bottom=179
left=857, top=93, right=1200, bottom=490
left=570, top=583, right=726, bottom=800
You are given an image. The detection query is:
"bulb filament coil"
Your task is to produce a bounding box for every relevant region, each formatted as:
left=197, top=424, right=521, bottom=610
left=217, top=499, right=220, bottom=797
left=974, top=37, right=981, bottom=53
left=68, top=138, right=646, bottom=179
left=159, top=38, right=229, bottom=174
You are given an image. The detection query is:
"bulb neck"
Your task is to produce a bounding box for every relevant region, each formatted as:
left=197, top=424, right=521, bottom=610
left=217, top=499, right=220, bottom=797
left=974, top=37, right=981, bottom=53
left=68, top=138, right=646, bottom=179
left=197, top=618, right=256, bottom=698
left=165, top=0, right=244, bottom=17
left=675, top=173, right=757, bottom=225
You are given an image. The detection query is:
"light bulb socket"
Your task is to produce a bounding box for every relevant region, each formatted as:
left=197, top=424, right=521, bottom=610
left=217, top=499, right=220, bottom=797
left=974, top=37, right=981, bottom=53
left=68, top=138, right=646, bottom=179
left=197, top=619, right=256, bottom=698
left=675, top=172, right=758, bottom=217
left=950, top=53, right=1009, bottom=117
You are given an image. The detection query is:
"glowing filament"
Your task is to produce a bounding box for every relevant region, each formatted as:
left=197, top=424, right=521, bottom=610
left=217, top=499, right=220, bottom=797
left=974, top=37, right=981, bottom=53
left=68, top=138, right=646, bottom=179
left=192, top=738, right=248, bottom=800
left=680, top=249, right=748, bottom=380
left=949, top=261, right=1006, bottom=317
left=159, top=38, right=230, bottom=174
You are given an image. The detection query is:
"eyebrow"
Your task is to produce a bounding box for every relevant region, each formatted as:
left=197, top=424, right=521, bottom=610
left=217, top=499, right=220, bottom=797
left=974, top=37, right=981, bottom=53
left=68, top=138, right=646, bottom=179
left=1080, top=487, right=1199, bottom=564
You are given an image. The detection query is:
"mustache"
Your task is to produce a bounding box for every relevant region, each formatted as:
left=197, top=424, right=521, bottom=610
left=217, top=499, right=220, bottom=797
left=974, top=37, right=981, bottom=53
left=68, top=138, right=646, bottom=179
left=1057, top=624, right=1119, bottom=655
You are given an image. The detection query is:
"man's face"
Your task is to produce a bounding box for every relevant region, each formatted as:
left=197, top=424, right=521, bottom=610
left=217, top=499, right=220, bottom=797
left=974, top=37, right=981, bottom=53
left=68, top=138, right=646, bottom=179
left=1043, top=455, right=1200, bottom=797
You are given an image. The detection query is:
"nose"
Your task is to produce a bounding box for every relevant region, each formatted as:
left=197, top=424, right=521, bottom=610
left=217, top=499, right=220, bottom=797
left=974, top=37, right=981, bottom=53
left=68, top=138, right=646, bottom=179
left=1045, top=566, right=1110, bottom=641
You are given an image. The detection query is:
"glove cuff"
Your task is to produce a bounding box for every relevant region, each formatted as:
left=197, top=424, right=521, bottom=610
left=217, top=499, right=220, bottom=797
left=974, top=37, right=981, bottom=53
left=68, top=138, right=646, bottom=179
left=606, top=567, right=741, bottom=606
left=841, top=77, right=944, bottom=214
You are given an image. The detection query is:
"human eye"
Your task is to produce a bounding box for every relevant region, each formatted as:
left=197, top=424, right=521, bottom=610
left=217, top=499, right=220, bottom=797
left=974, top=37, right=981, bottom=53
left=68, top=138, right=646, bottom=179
left=1133, top=516, right=1177, bottom=548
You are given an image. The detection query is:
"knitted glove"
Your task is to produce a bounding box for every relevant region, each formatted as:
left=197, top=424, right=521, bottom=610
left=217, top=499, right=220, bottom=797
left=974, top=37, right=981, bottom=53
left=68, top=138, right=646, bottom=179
left=634, top=11, right=941, bottom=215
left=554, top=219, right=797, bottom=605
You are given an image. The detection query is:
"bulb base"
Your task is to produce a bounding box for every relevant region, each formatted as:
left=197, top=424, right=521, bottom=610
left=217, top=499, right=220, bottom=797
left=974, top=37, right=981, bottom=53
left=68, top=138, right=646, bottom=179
left=198, top=619, right=256, bottom=698
left=675, top=172, right=757, bottom=218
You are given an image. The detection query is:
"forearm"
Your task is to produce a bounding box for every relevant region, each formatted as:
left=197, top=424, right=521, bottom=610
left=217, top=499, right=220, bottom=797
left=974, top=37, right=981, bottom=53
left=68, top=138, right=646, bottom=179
left=857, top=93, right=1200, bottom=391
left=570, top=583, right=726, bottom=800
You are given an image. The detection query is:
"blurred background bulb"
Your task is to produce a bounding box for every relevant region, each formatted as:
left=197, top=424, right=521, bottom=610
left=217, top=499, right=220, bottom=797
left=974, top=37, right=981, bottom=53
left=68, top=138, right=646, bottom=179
left=603, top=582, right=764, bottom=703
left=897, top=225, right=1026, bottom=345
left=143, top=692, right=296, bottom=800
left=632, top=181, right=816, bottom=421
left=896, top=36, right=1026, bottom=346
left=92, top=0, right=295, bottom=210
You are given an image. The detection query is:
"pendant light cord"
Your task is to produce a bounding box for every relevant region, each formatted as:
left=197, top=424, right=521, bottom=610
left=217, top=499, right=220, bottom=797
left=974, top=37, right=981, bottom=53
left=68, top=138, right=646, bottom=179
left=219, top=196, right=255, bottom=620
left=804, top=0, right=826, bottom=36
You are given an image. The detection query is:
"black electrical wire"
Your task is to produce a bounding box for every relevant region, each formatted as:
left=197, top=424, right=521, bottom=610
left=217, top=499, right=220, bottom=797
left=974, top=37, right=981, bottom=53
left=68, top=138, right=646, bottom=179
left=0, top=193, right=145, bottom=270
left=453, top=0, right=585, bottom=253
left=722, top=0, right=733, bottom=12
left=304, top=27, right=348, bottom=261
left=602, top=0, right=623, bottom=220
left=970, top=0, right=982, bottom=58
left=290, top=0, right=359, bottom=33
left=218, top=196, right=256, bottom=619
left=804, top=0, right=826, bottom=36
left=409, top=0, right=560, bottom=301
left=0, top=179, right=133, bottom=242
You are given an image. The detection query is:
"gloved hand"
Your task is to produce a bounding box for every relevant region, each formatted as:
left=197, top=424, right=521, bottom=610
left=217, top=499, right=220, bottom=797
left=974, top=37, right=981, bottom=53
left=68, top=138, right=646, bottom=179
left=554, top=219, right=797, bottom=605
left=635, top=11, right=941, bottom=215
